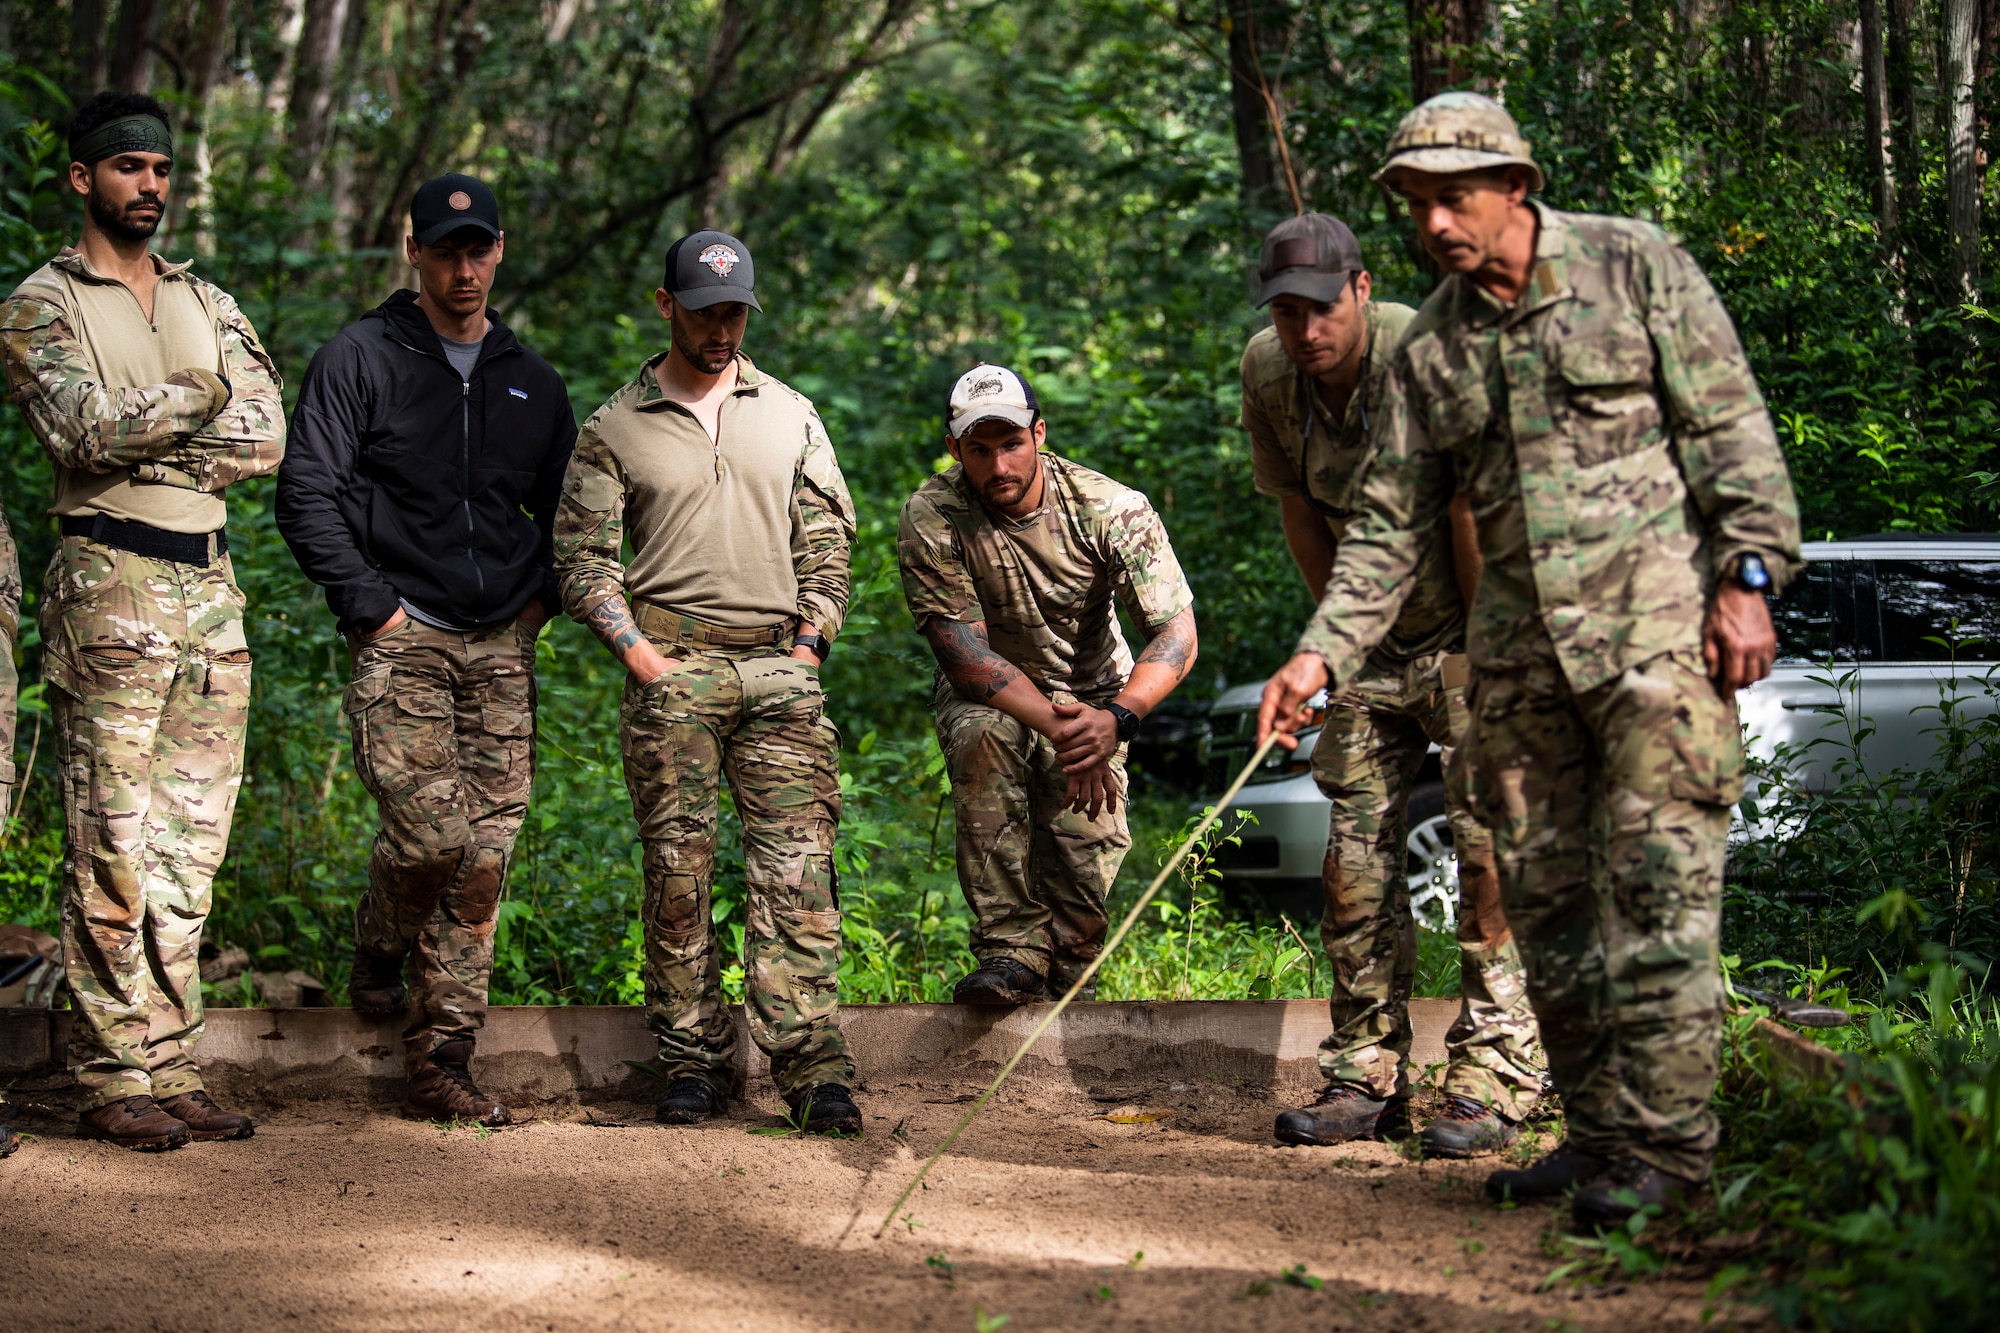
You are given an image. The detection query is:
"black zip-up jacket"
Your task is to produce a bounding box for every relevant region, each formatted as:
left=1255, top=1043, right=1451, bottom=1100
left=277, top=291, right=577, bottom=633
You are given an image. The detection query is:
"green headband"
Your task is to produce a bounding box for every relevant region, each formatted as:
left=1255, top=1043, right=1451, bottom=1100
left=70, top=113, right=173, bottom=167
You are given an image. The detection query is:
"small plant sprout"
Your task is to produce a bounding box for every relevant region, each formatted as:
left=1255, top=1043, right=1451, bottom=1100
left=971, top=1306, right=1010, bottom=1332
left=925, top=1253, right=955, bottom=1283
left=1242, top=1278, right=1273, bottom=1298
left=1126, top=1249, right=1144, bottom=1268
left=1281, top=1263, right=1323, bottom=1291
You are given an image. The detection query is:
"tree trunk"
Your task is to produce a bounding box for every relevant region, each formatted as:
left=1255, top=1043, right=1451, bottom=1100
left=108, top=0, right=162, bottom=93
left=265, top=0, right=307, bottom=114
left=288, top=0, right=354, bottom=181
left=171, top=0, right=234, bottom=255
left=1862, top=0, right=1900, bottom=237
left=1224, top=0, right=1280, bottom=220
left=1887, top=0, right=1922, bottom=215
left=1980, top=0, right=2000, bottom=180
left=1946, top=0, right=1981, bottom=295
left=69, top=0, right=109, bottom=107
left=1405, top=0, right=1495, bottom=102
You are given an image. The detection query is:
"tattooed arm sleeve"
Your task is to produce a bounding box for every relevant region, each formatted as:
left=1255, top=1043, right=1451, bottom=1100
left=922, top=617, right=1025, bottom=702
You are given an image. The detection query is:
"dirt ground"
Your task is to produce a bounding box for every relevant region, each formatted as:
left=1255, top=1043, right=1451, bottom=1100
left=1, top=1073, right=1745, bottom=1332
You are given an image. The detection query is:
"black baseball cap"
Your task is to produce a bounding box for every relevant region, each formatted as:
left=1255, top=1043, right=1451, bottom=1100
left=410, top=173, right=502, bottom=246
left=1254, top=213, right=1364, bottom=307
left=664, top=229, right=761, bottom=312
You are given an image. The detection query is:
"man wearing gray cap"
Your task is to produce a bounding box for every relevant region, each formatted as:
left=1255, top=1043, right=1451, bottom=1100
left=554, top=230, right=862, bottom=1135
left=1257, top=92, right=1801, bottom=1226
left=280, top=171, right=578, bottom=1125
left=897, top=364, right=1199, bottom=1007
left=1241, top=214, right=1544, bottom=1156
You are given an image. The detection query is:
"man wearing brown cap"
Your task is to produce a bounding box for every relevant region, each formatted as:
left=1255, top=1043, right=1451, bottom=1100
left=1242, top=214, right=1543, bottom=1157
left=1257, top=93, right=1801, bottom=1226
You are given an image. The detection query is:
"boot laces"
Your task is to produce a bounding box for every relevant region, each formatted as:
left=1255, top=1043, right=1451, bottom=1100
left=1437, top=1094, right=1492, bottom=1122
left=1311, top=1081, right=1377, bottom=1107
left=437, top=1061, right=486, bottom=1102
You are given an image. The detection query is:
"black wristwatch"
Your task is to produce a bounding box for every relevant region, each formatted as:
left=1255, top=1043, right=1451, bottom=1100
left=795, top=633, right=830, bottom=663
left=1105, top=701, right=1142, bottom=743
left=1731, top=553, right=1772, bottom=593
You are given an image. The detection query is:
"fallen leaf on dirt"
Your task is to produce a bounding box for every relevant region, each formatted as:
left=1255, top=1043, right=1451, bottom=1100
left=1098, top=1107, right=1174, bottom=1124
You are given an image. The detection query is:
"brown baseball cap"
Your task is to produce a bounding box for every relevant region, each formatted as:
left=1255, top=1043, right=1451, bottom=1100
left=1254, top=214, right=1364, bottom=308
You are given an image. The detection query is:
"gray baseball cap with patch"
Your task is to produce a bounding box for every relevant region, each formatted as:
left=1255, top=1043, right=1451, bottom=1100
left=1373, top=91, right=1545, bottom=192
left=1255, top=214, right=1365, bottom=308
left=664, top=229, right=761, bottom=311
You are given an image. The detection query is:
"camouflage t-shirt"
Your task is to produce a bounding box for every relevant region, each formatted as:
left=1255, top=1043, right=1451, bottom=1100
left=897, top=450, right=1195, bottom=704
left=1297, top=202, right=1803, bottom=694
left=1240, top=299, right=1462, bottom=664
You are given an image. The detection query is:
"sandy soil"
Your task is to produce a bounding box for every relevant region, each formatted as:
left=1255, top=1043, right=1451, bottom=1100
left=1, top=1074, right=1740, bottom=1332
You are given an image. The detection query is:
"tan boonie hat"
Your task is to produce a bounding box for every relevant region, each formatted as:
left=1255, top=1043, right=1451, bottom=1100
left=1372, top=91, right=1544, bottom=192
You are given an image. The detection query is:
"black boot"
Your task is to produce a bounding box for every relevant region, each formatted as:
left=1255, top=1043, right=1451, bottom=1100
left=1274, top=1082, right=1409, bottom=1146
left=656, top=1076, right=723, bottom=1125
left=1419, top=1095, right=1520, bottom=1159
left=1483, top=1140, right=1608, bottom=1202
left=787, top=1083, right=862, bottom=1136
left=953, top=958, right=1046, bottom=1007
left=1572, top=1155, right=1700, bottom=1229
left=348, top=947, right=407, bottom=1019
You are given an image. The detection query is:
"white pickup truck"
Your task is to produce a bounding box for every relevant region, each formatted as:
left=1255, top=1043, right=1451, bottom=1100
left=1203, top=535, right=2000, bottom=927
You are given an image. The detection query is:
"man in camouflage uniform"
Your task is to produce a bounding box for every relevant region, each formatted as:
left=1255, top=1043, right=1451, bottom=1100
left=278, top=175, right=576, bottom=1126
left=1258, top=93, right=1799, bottom=1227
left=1242, top=214, right=1543, bottom=1156
left=555, top=230, right=861, bottom=1135
left=1, top=92, right=285, bottom=1150
left=899, top=364, right=1199, bottom=1006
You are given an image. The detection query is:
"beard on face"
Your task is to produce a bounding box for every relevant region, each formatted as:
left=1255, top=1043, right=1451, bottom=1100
left=87, top=184, right=163, bottom=243
left=671, top=319, right=736, bottom=374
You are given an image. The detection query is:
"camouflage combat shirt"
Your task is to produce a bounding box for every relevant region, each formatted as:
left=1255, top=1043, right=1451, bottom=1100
left=1298, top=202, right=1802, bottom=694
left=553, top=353, right=855, bottom=639
left=898, top=450, right=1195, bottom=705
left=1241, top=299, right=1462, bottom=664
left=0, top=248, right=286, bottom=529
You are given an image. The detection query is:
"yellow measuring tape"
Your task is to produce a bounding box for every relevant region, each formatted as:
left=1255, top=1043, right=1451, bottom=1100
left=875, top=729, right=1283, bottom=1238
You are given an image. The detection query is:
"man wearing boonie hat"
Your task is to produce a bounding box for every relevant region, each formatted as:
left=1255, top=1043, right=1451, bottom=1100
left=1, top=91, right=286, bottom=1150
left=554, top=229, right=863, bottom=1136
left=897, top=364, right=1199, bottom=1007
left=1240, top=213, right=1545, bottom=1158
left=280, top=172, right=578, bottom=1126
left=1257, top=91, right=1801, bottom=1227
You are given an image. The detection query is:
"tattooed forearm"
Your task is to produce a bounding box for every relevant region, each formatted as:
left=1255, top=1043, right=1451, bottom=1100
left=924, top=618, right=1024, bottom=703
left=583, top=596, right=647, bottom=660
left=1136, top=607, right=1199, bottom=681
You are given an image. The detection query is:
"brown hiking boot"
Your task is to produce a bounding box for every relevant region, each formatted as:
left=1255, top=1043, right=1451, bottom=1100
left=348, top=946, right=408, bottom=1019
left=156, top=1090, right=255, bottom=1142
left=403, top=1039, right=511, bottom=1126
left=77, top=1095, right=190, bottom=1151
left=1274, top=1082, right=1411, bottom=1146
left=0, top=1121, right=17, bottom=1158
left=1571, top=1155, right=1701, bottom=1229
left=1484, top=1139, right=1609, bottom=1202
left=1419, top=1094, right=1520, bottom=1159
left=953, top=957, right=1047, bottom=1007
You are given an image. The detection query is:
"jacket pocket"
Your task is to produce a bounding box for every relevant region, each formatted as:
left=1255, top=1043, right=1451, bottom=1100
left=1557, top=320, right=1664, bottom=467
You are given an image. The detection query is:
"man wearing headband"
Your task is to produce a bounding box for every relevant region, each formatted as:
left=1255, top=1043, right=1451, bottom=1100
left=278, top=174, right=577, bottom=1127
left=1258, top=93, right=1800, bottom=1227
left=1241, top=215, right=1544, bottom=1157
left=898, top=364, right=1199, bottom=1008
left=554, top=230, right=862, bottom=1135
left=0, top=91, right=285, bottom=1151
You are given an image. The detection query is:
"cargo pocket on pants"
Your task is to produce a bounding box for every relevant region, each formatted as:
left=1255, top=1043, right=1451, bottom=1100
left=342, top=670, right=391, bottom=793
left=1667, top=667, right=1744, bottom=808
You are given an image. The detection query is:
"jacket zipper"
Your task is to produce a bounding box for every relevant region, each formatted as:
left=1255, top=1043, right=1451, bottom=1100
left=462, top=377, right=483, bottom=592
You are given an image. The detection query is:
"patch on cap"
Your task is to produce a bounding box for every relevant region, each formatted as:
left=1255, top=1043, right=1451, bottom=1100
left=699, top=244, right=741, bottom=277
left=448, top=191, right=472, bottom=211
left=947, top=363, right=1039, bottom=438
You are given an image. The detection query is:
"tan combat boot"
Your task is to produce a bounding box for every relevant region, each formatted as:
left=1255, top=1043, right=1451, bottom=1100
left=77, top=1095, right=191, bottom=1151
left=156, top=1090, right=255, bottom=1141
left=403, top=1039, right=511, bottom=1126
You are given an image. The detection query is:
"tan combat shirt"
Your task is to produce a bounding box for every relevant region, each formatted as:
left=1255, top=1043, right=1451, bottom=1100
left=1240, top=300, right=1461, bottom=665
left=1297, top=203, right=1803, bottom=694
left=0, top=249, right=286, bottom=533
left=897, top=450, right=1195, bottom=705
left=553, top=353, right=855, bottom=638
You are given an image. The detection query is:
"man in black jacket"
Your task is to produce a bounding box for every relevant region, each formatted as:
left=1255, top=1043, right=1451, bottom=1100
left=277, top=174, right=576, bottom=1125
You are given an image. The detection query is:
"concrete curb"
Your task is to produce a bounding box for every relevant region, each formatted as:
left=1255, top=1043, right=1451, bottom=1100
left=2, top=997, right=1461, bottom=1103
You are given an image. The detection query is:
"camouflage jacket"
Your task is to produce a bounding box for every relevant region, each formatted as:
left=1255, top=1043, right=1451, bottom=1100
left=898, top=450, right=1194, bottom=704
left=554, top=353, right=854, bottom=640
left=1241, top=299, right=1461, bottom=664
left=0, top=248, right=285, bottom=493
left=1298, top=202, right=1802, bottom=693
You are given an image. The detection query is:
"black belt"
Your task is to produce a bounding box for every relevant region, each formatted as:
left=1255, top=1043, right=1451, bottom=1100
left=61, top=515, right=228, bottom=566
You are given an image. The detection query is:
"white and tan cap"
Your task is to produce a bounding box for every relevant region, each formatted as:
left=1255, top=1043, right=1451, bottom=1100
left=1373, top=91, right=1544, bottom=192
left=947, top=363, right=1039, bottom=438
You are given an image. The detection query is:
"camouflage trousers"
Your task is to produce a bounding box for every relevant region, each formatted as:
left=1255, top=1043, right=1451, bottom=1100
left=43, top=535, right=249, bottom=1110
left=0, top=508, right=19, bottom=811
left=934, top=680, right=1131, bottom=993
left=1468, top=649, right=1738, bottom=1180
left=621, top=636, right=850, bottom=1097
left=344, top=617, right=537, bottom=1067
left=1311, top=650, right=1545, bottom=1118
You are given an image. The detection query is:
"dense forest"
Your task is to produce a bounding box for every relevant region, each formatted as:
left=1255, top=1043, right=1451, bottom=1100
left=5, top=1, right=2000, bottom=1321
